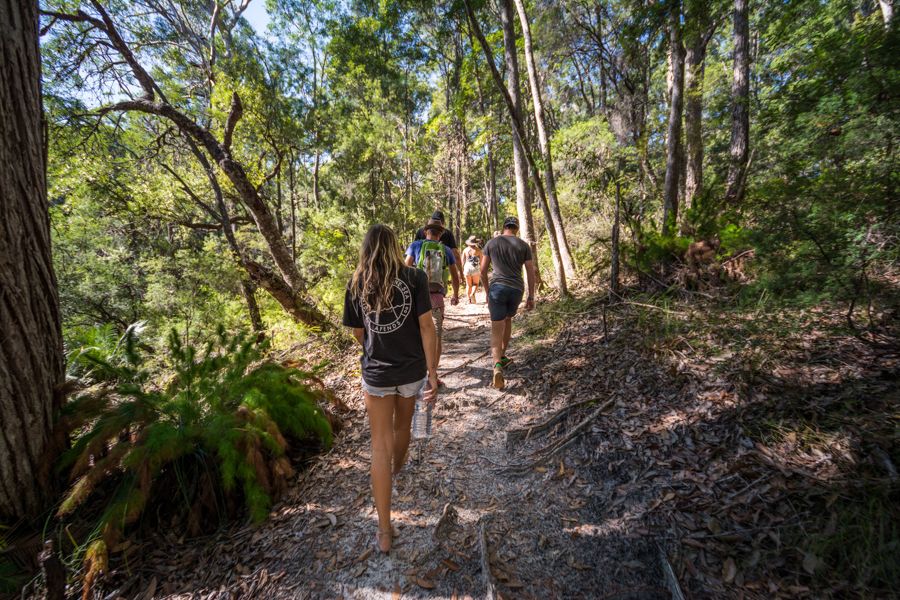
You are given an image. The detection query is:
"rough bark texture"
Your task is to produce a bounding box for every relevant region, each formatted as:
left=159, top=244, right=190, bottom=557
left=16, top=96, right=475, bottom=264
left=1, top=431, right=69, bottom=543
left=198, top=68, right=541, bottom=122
left=683, top=41, right=706, bottom=214
left=0, top=0, right=65, bottom=519
left=725, top=0, right=750, bottom=204
left=512, top=0, right=576, bottom=280
left=662, top=7, right=685, bottom=235
left=499, top=0, right=536, bottom=247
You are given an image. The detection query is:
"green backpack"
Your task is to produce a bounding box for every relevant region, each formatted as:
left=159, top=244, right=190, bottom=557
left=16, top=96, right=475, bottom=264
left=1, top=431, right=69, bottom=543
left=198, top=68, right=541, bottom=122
left=416, top=240, right=450, bottom=293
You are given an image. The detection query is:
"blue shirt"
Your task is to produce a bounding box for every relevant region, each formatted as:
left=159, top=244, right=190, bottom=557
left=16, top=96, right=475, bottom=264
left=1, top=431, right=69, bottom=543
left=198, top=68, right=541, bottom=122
left=405, top=240, right=456, bottom=266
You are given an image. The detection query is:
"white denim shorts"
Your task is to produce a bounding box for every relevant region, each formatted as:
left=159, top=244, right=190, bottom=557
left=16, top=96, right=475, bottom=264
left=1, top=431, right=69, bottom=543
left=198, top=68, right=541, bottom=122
left=362, top=376, right=428, bottom=398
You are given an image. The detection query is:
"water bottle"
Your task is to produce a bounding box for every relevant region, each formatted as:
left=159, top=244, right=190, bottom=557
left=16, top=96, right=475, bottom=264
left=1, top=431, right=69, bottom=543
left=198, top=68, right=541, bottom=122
left=412, top=395, right=432, bottom=439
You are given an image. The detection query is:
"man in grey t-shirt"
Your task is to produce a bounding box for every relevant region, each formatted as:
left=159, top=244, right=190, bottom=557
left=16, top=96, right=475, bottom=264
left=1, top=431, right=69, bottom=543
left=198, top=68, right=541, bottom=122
left=480, top=216, right=536, bottom=390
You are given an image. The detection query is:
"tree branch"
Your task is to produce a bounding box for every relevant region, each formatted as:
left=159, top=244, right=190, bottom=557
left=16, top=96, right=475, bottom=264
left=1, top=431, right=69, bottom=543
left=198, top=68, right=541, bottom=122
left=222, top=91, right=243, bottom=152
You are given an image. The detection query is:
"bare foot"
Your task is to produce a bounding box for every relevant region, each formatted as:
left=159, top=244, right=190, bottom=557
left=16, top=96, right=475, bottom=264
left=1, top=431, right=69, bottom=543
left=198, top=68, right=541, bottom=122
left=376, top=529, right=392, bottom=553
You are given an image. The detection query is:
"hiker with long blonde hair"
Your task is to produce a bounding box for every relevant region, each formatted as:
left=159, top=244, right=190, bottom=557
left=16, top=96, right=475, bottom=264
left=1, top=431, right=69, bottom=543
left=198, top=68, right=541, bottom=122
left=343, top=224, right=438, bottom=554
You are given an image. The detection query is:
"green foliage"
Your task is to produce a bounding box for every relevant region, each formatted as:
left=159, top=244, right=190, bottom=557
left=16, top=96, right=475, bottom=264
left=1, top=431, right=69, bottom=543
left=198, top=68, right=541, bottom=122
left=57, top=325, right=333, bottom=555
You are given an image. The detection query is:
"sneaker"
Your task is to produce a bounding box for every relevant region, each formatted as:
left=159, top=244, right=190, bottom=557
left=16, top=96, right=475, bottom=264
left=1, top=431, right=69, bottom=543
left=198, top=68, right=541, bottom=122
left=492, top=364, right=505, bottom=389
left=499, top=356, right=512, bottom=368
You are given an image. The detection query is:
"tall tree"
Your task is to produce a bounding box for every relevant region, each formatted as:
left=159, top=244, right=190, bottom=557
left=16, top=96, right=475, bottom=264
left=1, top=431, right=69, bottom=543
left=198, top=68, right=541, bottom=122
left=42, top=1, right=329, bottom=327
left=724, top=0, right=750, bottom=204
left=512, top=0, right=577, bottom=279
left=0, top=0, right=65, bottom=519
left=682, top=2, right=718, bottom=217
left=662, top=1, right=685, bottom=234
left=498, top=0, right=537, bottom=247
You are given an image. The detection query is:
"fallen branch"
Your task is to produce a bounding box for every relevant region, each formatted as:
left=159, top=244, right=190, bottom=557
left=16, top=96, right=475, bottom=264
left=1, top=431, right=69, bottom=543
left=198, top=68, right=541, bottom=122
left=506, top=397, right=598, bottom=449
left=440, top=350, right=489, bottom=378
left=658, top=545, right=686, bottom=600
left=506, top=398, right=615, bottom=474
left=478, top=517, right=495, bottom=600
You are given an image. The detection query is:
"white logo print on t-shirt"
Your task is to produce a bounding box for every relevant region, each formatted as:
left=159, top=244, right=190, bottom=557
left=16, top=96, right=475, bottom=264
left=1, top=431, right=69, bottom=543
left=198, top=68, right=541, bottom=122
left=361, top=278, right=412, bottom=335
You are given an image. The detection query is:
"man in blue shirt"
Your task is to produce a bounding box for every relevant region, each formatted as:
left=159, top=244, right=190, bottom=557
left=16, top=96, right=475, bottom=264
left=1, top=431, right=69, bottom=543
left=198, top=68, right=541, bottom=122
left=406, top=221, right=460, bottom=384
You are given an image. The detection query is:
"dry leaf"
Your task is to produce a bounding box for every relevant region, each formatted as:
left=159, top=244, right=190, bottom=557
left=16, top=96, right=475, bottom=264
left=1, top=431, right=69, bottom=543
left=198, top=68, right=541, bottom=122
left=723, top=557, right=737, bottom=583
left=802, top=552, right=820, bottom=575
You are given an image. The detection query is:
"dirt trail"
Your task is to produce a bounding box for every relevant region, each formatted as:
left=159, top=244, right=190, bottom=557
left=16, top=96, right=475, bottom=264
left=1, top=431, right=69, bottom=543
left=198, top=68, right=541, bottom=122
left=137, top=293, right=667, bottom=600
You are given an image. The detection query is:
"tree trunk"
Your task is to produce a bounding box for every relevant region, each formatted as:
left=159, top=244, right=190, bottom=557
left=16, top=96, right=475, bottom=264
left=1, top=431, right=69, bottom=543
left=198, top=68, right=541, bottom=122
left=466, top=24, right=499, bottom=233
left=0, top=0, right=65, bottom=519
left=662, top=5, right=685, bottom=235
left=725, top=0, right=750, bottom=204
left=239, top=279, right=264, bottom=334
left=879, top=0, right=893, bottom=27
left=610, top=174, right=621, bottom=297
left=499, top=0, right=536, bottom=247
left=512, top=0, right=576, bottom=279
left=683, top=29, right=711, bottom=218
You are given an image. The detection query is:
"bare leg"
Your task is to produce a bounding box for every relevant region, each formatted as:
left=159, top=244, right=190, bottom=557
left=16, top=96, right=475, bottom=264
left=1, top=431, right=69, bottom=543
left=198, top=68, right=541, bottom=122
left=490, top=319, right=505, bottom=388
left=502, top=317, right=513, bottom=355
left=465, top=276, right=474, bottom=303
left=365, top=392, right=396, bottom=552
left=393, top=394, right=415, bottom=475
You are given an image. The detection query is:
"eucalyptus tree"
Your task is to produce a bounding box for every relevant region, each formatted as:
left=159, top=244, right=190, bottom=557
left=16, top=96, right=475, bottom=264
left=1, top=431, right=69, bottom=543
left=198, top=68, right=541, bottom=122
left=512, top=0, right=577, bottom=279
left=0, top=0, right=65, bottom=520
left=41, top=0, right=328, bottom=327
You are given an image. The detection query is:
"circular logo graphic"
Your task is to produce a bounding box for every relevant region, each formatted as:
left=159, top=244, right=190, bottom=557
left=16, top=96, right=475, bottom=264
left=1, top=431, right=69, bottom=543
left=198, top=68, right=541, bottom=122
left=361, top=278, right=412, bottom=335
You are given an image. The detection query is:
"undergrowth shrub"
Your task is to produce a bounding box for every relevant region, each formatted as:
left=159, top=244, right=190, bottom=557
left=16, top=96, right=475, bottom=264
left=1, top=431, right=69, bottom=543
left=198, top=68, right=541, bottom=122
left=55, top=325, right=333, bottom=587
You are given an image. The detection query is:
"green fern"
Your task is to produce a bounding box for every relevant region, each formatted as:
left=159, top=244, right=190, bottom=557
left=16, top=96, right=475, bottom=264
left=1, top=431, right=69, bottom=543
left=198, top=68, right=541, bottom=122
left=58, top=325, right=333, bottom=564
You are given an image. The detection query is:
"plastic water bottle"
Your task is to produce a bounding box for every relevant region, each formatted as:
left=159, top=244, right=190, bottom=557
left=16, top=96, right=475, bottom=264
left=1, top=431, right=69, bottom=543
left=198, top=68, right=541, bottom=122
left=412, top=396, right=433, bottom=439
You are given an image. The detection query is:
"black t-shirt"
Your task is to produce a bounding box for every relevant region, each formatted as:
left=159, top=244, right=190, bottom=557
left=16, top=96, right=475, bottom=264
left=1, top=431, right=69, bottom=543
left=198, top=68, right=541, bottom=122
left=414, top=227, right=457, bottom=249
left=342, top=267, right=432, bottom=387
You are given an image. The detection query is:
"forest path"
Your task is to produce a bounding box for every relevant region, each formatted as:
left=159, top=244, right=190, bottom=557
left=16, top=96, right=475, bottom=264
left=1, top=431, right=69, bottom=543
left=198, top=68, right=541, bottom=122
left=150, top=292, right=666, bottom=599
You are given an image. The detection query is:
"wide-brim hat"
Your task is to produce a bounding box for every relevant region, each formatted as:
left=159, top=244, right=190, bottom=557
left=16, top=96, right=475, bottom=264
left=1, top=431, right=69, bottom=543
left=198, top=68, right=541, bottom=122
left=465, top=235, right=481, bottom=247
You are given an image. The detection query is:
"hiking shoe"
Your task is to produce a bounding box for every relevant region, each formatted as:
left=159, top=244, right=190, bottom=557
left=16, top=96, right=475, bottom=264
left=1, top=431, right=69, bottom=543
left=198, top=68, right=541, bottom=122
left=492, top=365, right=505, bottom=389
left=499, top=356, right=512, bottom=368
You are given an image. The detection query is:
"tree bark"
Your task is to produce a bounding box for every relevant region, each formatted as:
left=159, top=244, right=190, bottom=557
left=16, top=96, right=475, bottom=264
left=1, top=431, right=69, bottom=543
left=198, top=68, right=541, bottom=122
left=499, top=0, right=536, bottom=247
left=466, top=25, right=499, bottom=232
left=512, top=0, right=576, bottom=280
left=0, top=0, right=65, bottom=519
left=725, top=0, right=750, bottom=204
left=662, top=4, right=685, bottom=235
left=879, top=0, right=893, bottom=27
left=683, top=17, right=715, bottom=218
left=610, top=174, right=621, bottom=297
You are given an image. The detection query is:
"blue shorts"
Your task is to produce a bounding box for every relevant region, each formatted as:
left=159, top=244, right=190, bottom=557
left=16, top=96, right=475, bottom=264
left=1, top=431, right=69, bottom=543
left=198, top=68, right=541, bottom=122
left=488, top=284, right=524, bottom=321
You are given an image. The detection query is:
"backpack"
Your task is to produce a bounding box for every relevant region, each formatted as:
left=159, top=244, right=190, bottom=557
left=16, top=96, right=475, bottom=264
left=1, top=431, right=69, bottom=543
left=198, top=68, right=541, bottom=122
left=416, top=240, right=450, bottom=293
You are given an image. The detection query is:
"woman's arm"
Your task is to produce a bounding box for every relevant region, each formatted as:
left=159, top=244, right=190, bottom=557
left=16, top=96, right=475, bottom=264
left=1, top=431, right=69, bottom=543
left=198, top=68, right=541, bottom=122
left=418, top=311, right=439, bottom=403
left=351, top=327, right=364, bottom=345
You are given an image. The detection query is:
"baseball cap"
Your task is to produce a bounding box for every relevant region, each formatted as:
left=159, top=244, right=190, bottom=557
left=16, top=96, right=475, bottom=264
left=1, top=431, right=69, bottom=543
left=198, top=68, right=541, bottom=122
left=431, top=210, right=445, bottom=223
left=503, top=216, right=520, bottom=229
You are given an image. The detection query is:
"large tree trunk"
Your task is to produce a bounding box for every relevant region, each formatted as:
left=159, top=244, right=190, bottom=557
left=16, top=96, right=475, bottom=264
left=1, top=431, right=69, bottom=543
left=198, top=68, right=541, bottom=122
left=683, top=19, right=714, bottom=220
left=512, top=0, right=576, bottom=280
left=0, top=0, right=65, bottom=519
left=662, top=5, right=685, bottom=235
left=724, top=0, right=750, bottom=204
left=499, top=0, right=536, bottom=247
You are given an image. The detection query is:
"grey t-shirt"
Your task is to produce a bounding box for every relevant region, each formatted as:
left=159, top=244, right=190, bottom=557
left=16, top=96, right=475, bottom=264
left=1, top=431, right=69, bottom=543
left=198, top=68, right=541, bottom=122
left=483, top=235, right=532, bottom=291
